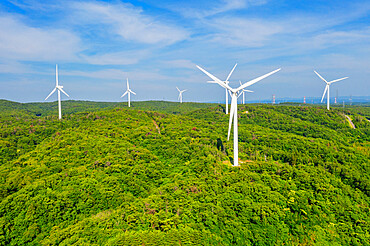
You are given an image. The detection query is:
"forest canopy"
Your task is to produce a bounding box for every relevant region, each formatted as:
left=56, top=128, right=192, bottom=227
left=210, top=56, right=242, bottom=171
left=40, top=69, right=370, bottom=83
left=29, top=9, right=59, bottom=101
left=0, top=100, right=369, bottom=245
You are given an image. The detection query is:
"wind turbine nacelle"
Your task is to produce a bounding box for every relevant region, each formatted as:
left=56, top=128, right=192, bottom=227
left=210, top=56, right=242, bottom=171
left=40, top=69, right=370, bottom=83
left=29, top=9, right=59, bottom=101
left=57, top=85, right=63, bottom=89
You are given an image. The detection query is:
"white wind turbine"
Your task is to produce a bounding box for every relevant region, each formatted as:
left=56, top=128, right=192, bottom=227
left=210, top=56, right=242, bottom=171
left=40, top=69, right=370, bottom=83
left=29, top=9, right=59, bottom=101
left=45, top=64, right=70, bottom=120
left=176, top=87, right=187, bottom=103
left=121, top=78, right=136, bottom=107
left=239, top=80, right=253, bottom=104
left=197, top=65, right=281, bottom=167
left=207, top=63, right=238, bottom=114
left=314, top=71, right=348, bottom=110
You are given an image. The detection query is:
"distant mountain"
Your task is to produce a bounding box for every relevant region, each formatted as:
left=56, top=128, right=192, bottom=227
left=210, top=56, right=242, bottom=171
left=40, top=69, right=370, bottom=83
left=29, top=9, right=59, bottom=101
left=245, top=96, right=370, bottom=104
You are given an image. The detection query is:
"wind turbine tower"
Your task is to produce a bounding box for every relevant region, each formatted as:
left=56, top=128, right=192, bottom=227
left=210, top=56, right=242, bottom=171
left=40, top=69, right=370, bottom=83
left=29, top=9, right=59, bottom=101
left=314, top=71, right=348, bottom=110
left=176, top=87, right=187, bottom=103
left=272, top=94, right=276, bottom=104
left=45, top=64, right=70, bottom=120
left=239, top=81, right=253, bottom=104
left=197, top=65, right=280, bottom=167
left=121, top=78, right=136, bottom=107
left=304, top=96, right=306, bottom=104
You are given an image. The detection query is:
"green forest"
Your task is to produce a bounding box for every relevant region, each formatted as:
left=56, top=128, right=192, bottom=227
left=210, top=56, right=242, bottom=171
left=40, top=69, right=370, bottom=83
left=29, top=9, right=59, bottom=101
left=0, top=99, right=369, bottom=245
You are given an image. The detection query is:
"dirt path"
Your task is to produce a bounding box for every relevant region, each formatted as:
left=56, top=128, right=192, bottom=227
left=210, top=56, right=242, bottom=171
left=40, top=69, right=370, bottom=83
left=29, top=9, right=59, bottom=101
left=152, top=119, right=161, bottom=134
left=345, top=115, right=356, bottom=129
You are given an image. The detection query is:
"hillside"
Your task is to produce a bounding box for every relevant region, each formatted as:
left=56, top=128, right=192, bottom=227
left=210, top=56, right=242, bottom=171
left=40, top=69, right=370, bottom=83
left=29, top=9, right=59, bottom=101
left=0, top=100, right=216, bottom=117
left=0, top=100, right=369, bottom=245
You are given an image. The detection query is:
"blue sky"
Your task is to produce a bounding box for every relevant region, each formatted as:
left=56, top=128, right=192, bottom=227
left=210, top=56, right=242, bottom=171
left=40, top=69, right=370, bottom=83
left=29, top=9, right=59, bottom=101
left=0, top=0, right=369, bottom=103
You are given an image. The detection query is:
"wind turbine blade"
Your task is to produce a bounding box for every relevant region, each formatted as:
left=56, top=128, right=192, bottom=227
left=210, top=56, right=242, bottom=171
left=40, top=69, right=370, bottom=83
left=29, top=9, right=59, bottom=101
left=237, top=68, right=281, bottom=92
left=207, top=81, right=218, bottom=84
left=126, top=78, right=130, bottom=90
left=314, top=71, right=328, bottom=83
left=321, top=85, right=328, bottom=103
left=182, top=89, right=187, bottom=93
left=59, top=88, right=70, bottom=97
left=227, top=96, right=236, bottom=140
left=239, top=80, right=242, bottom=86
left=226, top=63, right=237, bottom=81
left=244, top=90, right=254, bottom=93
left=121, top=91, right=128, bottom=98
left=129, top=89, right=136, bottom=95
left=45, top=88, right=56, bottom=100
left=197, top=65, right=233, bottom=91
left=176, top=87, right=180, bottom=92
left=329, top=77, right=348, bottom=84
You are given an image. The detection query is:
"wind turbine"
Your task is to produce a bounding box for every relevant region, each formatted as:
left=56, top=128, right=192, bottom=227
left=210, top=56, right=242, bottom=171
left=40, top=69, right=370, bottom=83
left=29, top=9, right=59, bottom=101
left=314, top=71, right=348, bottom=110
left=239, top=80, right=253, bottom=104
left=45, top=64, right=70, bottom=120
left=121, top=78, right=136, bottom=107
left=176, top=87, right=187, bottom=103
left=197, top=65, right=281, bottom=166
left=207, top=63, right=238, bottom=114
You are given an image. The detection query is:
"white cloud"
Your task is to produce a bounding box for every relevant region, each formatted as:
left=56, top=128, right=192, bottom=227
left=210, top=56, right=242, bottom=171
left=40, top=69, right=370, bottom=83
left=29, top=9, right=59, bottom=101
left=81, top=50, right=148, bottom=65
left=71, top=1, right=189, bottom=45
left=200, top=8, right=370, bottom=50
left=0, top=15, right=82, bottom=61
left=207, top=17, right=282, bottom=47
left=195, top=0, right=265, bottom=18
left=163, top=0, right=267, bottom=19
left=162, top=59, right=196, bottom=69
left=308, top=29, right=370, bottom=49
left=64, top=68, right=173, bottom=82
left=0, top=61, right=34, bottom=74
left=196, top=2, right=370, bottom=49
left=8, top=0, right=61, bottom=11
left=215, top=0, right=267, bottom=14
left=315, top=53, right=370, bottom=72
left=64, top=69, right=125, bottom=80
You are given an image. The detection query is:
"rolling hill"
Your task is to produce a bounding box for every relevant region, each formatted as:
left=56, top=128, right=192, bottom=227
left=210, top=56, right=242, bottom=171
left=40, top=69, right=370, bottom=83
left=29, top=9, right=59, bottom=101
left=0, top=100, right=369, bottom=245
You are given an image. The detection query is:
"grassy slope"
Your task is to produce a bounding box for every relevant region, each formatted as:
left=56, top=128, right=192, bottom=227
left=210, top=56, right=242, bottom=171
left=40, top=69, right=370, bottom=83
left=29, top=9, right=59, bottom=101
left=0, top=101, right=369, bottom=245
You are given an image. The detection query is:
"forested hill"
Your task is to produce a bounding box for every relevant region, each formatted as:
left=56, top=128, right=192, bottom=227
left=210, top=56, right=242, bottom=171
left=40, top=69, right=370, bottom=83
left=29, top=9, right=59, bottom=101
left=0, top=100, right=369, bottom=245
left=0, top=99, right=215, bottom=116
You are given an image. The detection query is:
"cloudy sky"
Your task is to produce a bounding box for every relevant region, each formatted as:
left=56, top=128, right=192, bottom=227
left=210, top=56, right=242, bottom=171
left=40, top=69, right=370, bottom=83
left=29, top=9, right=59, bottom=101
left=0, top=0, right=369, bottom=103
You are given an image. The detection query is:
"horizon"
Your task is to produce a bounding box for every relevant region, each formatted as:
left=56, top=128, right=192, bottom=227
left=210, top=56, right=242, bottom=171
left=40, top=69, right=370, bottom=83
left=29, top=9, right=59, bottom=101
left=0, top=0, right=369, bottom=103
left=2, top=95, right=369, bottom=105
